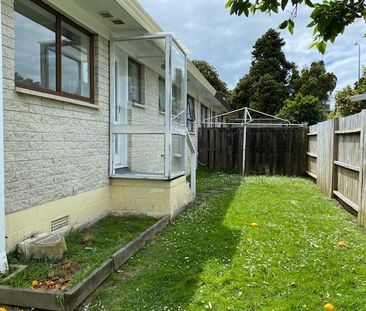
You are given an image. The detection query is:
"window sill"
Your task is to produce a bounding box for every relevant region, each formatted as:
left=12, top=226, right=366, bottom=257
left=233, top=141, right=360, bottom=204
left=130, top=101, right=145, bottom=109
left=15, top=87, right=98, bottom=110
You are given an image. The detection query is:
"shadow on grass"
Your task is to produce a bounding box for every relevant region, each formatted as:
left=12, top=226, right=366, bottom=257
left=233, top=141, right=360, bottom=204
left=87, top=170, right=243, bottom=310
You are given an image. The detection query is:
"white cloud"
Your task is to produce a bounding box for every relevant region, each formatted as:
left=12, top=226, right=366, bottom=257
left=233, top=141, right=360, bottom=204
left=139, top=0, right=366, bottom=108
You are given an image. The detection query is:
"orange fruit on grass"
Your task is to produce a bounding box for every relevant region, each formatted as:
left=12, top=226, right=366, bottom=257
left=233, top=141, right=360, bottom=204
left=338, top=240, right=346, bottom=248
left=31, top=280, right=38, bottom=287
left=324, top=303, right=336, bottom=311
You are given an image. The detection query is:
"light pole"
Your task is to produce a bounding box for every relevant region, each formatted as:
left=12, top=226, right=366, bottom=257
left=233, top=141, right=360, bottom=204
left=355, top=42, right=361, bottom=81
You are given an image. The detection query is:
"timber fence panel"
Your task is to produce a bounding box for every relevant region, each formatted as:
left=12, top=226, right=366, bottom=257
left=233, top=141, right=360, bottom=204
left=307, top=109, right=366, bottom=228
left=315, top=120, right=335, bottom=198
left=198, top=126, right=307, bottom=176
left=334, top=113, right=362, bottom=211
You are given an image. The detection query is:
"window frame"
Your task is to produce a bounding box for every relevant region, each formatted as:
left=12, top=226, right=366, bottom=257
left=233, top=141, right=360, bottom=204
left=187, top=95, right=195, bottom=132
left=14, top=0, right=95, bottom=103
left=128, top=57, right=144, bottom=105
left=158, top=76, right=165, bottom=112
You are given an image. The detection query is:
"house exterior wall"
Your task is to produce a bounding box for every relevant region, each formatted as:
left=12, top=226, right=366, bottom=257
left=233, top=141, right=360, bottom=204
left=1, top=0, right=224, bottom=251
left=2, top=0, right=111, bottom=215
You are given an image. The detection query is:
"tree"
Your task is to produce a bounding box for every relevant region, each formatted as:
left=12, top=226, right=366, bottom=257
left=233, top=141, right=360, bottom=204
left=229, top=74, right=251, bottom=110
left=277, top=93, right=324, bottom=125
left=290, top=61, right=337, bottom=113
left=191, top=60, right=230, bottom=99
left=250, top=74, right=287, bottom=114
left=226, top=0, right=364, bottom=53
left=230, top=29, right=292, bottom=115
left=334, top=77, right=366, bottom=117
left=292, top=61, right=336, bottom=101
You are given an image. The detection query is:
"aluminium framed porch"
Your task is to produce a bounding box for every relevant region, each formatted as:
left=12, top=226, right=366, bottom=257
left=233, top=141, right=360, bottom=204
left=109, top=33, right=191, bottom=181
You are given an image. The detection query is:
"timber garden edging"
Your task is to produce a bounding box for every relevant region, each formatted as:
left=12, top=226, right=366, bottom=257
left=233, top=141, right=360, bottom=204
left=0, top=216, right=171, bottom=311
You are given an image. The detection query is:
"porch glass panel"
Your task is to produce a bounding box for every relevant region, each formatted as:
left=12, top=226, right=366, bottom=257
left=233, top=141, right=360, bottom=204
left=110, top=34, right=187, bottom=180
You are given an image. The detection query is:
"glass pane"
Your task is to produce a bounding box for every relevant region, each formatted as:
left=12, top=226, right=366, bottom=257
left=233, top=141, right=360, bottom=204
left=113, top=133, right=165, bottom=176
left=171, top=43, right=187, bottom=127
left=61, top=22, right=90, bottom=97
left=128, top=59, right=142, bottom=103
left=159, top=77, right=165, bottom=112
left=15, top=0, right=56, bottom=90
left=172, top=134, right=185, bottom=175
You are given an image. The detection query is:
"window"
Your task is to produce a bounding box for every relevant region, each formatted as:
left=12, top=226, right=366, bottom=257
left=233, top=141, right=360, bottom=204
left=201, top=104, right=208, bottom=127
left=212, top=111, right=217, bottom=127
left=128, top=58, right=143, bottom=104
left=159, top=76, right=165, bottom=112
left=14, top=0, right=94, bottom=102
left=159, top=76, right=178, bottom=115
left=187, top=96, right=195, bottom=132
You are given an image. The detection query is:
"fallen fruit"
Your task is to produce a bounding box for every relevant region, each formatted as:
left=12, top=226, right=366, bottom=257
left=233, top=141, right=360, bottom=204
left=45, top=280, right=54, bottom=287
left=324, top=303, right=336, bottom=311
left=31, top=280, right=38, bottom=287
left=250, top=222, right=259, bottom=228
left=338, top=240, right=346, bottom=248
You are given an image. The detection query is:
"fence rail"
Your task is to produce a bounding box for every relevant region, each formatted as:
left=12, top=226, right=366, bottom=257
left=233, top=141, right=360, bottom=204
left=198, top=126, right=307, bottom=176
left=306, top=110, right=366, bottom=226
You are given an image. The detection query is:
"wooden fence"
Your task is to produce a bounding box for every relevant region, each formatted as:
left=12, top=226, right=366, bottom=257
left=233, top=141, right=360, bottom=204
left=198, top=126, right=307, bottom=176
left=306, top=110, right=366, bottom=226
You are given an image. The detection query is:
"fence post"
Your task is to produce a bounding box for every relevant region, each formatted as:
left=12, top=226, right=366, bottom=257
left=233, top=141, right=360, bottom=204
left=331, top=118, right=339, bottom=199
left=359, top=110, right=366, bottom=226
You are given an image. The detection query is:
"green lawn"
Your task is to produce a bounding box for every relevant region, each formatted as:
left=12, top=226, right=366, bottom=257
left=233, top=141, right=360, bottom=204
left=88, top=170, right=366, bottom=310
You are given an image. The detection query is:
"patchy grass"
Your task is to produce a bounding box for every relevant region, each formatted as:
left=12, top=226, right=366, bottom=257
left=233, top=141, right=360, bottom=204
left=2, top=215, right=157, bottom=289
left=88, top=170, right=366, bottom=310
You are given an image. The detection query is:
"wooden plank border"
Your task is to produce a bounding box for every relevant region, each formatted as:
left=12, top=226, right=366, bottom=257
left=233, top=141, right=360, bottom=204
left=0, top=216, right=172, bottom=311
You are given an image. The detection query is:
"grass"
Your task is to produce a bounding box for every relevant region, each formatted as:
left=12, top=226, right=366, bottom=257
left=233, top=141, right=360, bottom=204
left=2, top=215, right=157, bottom=289
left=88, top=170, right=366, bottom=310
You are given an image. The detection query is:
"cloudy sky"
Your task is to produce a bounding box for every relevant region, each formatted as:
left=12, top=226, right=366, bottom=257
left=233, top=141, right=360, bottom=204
left=139, top=0, right=365, bottom=107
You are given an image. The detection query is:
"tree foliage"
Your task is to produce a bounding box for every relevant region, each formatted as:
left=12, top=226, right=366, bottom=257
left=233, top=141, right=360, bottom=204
left=291, top=61, right=337, bottom=102
left=225, top=0, right=365, bottom=53
left=289, top=60, right=336, bottom=114
left=277, top=93, right=324, bottom=125
left=191, top=60, right=230, bottom=99
left=334, top=77, right=366, bottom=117
left=230, top=29, right=292, bottom=115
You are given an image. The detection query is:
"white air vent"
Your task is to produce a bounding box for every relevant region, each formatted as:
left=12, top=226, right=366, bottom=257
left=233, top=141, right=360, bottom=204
left=51, top=216, right=69, bottom=232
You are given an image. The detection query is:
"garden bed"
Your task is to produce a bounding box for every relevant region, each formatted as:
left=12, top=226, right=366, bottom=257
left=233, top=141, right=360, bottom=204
left=0, top=214, right=170, bottom=311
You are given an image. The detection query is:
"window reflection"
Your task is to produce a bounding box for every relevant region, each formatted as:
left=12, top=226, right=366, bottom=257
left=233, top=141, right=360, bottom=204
left=15, top=0, right=56, bottom=90
left=61, top=22, right=90, bottom=97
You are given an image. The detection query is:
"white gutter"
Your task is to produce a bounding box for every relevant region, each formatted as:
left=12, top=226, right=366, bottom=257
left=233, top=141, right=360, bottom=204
left=0, top=0, right=8, bottom=274
left=349, top=94, right=366, bottom=102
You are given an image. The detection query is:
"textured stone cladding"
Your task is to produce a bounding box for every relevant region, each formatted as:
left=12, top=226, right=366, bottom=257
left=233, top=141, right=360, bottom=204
left=2, top=0, right=110, bottom=214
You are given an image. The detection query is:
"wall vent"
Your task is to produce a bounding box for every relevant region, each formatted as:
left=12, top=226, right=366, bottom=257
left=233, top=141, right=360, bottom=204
left=99, top=11, right=113, bottom=18
left=112, top=19, right=125, bottom=25
left=51, top=216, right=69, bottom=233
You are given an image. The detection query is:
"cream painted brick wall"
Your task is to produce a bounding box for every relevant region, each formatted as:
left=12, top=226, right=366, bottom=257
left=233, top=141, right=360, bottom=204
left=2, top=0, right=110, bottom=213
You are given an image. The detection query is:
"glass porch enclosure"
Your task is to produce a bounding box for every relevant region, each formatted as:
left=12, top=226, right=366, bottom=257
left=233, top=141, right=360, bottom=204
left=110, top=33, right=188, bottom=180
